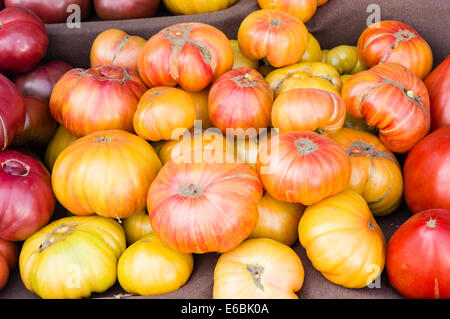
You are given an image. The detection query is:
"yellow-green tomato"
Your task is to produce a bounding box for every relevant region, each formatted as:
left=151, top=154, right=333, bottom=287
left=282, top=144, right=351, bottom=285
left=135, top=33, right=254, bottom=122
left=122, top=209, right=153, bottom=245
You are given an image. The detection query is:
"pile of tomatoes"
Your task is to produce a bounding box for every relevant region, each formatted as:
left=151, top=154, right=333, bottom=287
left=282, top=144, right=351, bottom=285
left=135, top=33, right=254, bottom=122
left=0, top=0, right=449, bottom=300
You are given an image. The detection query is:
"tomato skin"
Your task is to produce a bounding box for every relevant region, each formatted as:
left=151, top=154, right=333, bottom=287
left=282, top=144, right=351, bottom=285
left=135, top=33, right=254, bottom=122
left=184, top=87, right=212, bottom=129
left=50, top=65, right=147, bottom=137
left=122, top=209, right=153, bottom=245
left=317, top=0, right=328, bottom=6
left=357, top=20, right=433, bottom=79
left=238, top=9, right=309, bottom=68
left=214, top=238, right=304, bottom=299
left=133, top=87, right=197, bottom=142
left=138, top=23, right=233, bottom=92
left=52, top=130, right=162, bottom=219
left=271, top=88, right=346, bottom=136
left=118, top=233, right=193, bottom=296
left=342, top=63, right=430, bottom=153
left=19, top=216, right=126, bottom=299
left=229, top=40, right=259, bottom=70
left=299, top=33, right=322, bottom=63
left=0, top=238, right=17, bottom=291
left=424, top=56, right=450, bottom=131
left=163, top=0, right=238, bottom=15
left=257, top=131, right=351, bottom=205
left=403, top=126, right=450, bottom=213
left=90, top=29, right=146, bottom=75
left=386, top=209, right=450, bottom=299
left=148, top=161, right=263, bottom=254
left=299, top=190, right=386, bottom=288
left=257, top=0, right=317, bottom=23
left=93, top=0, right=159, bottom=20
left=208, top=67, right=274, bottom=138
left=324, top=45, right=367, bottom=75
left=331, top=128, right=403, bottom=216
left=44, top=126, right=78, bottom=171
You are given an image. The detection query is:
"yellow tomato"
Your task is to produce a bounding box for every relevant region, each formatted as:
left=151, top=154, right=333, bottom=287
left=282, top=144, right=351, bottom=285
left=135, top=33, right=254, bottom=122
left=324, top=45, right=368, bottom=75
left=44, top=126, right=78, bottom=171
left=184, top=87, right=213, bottom=129
left=19, top=216, right=126, bottom=299
left=299, top=190, right=386, bottom=288
left=163, top=0, right=239, bottom=15
left=249, top=193, right=305, bottom=246
left=229, top=40, right=259, bottom=70
left=213, top=238, right=304, bottom=299
left=118, top=234, right=193, bottom=296
left=122, top=209, right=153, bottom=245
left=299, top=33, right=323, bottom=63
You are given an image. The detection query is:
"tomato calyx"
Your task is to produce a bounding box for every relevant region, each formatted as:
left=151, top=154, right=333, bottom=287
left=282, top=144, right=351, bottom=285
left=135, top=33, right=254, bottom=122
left=38, top=223, right=78, bottom=253
left=426, top=217, right=437, bottom=229
left=79, top=66, right=133, bottom=85
left=95, top=137, right=111, bottom=143
left=347, top=140, right=395, bottom=162
left=232, top=73, right=260, bottom=87
left=295, top=138, right=318, bottom=155
left=270, top=19, right=282, bottom=27
left=368, top=221, right=375, bottom=230
left=178, top=183, right=205, bottom=198
left=1, top=159, right=30, bottom=177
left=381, top=77, right=425, bottom=111
left=392, top=29, right=417, bottom=49
left=246, top=264, right=264, bottom=290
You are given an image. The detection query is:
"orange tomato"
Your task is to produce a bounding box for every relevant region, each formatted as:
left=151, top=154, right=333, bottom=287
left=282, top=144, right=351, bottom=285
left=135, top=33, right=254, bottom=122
left=238, top=9, right=309, bottom=68
left=258, top=0, right=317, bottom=23
left=122, top=209, right=153, bottom=245
left=52, top=130, right=162, bottom=219
left=229, top=40, right=259, bottom=70
left=133, top=87, right=197, bottom=141
left=213, top=238, right=304, bottom=299
left=299, top=190, right=386, bottom=288
left=183, top=87, right=213, bottom=129
left=44, top=126, right=78, bottom=171
left=317, top=0, right=328, bottom=5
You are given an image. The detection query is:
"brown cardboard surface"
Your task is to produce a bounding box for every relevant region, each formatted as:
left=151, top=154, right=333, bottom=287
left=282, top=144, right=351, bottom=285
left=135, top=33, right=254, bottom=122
left=1, top=0, right=449, bottom=299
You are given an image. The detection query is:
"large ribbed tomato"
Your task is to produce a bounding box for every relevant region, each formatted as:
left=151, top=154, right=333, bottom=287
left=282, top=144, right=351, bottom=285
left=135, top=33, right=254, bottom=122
left=342, top=63, right=430, bottom=153
left=237, top=9, right=309, bottom=68
left=0, top=238, right=17, bottom=291
left=299, top=190, right=386, bottom=288
left=52, top=130, right=162, bottom=219
left=162, top=0, right=238, bottom=15
left=19, top=216, right=126, bottom=299
left=257, top=131, right=351, bottom=205
left=271, top=88, right=346, bottom=136
left=148, top=161, right=263, bottom=254
left=50, top=65, right=147, bottom=137
left=331, top=128, right=403, bottom=216
left=424, top=56, right=450, bottom=131
left=403, top=126, right=450, bottom=213
left=44, top=126, right=78, bottom=171
left=357, top=20, right=433, bottom=79
left=213, top=238, right=304, bottom=299
left=258, top=0, right=317, bottom=22
left=138, top=22, right=233, bottom=92
left=208, top=67, right=274, bottom=138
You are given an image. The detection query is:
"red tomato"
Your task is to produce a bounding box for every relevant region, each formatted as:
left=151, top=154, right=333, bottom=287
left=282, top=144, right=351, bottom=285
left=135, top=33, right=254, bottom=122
left=0, top=238, right=18, bottom=290
left=93, top=0, right=159, bottom=20
left=424, top=56, right=450, bottom=131
left=404, top=126, right=450, bottom=213
left=0, top=7, right=48, bottom=73
left=387, top=209, right=450, bottom=299
left=342, top=63, right=430, bottom=153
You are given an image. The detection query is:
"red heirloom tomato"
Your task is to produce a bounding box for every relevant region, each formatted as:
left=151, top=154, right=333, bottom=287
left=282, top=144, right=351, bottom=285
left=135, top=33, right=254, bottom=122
left=404, top=126, right=450, bottom=213
left=257, top=131, right=351, bottom=205
left=387, top=209, right=450, bottom=299
left=0, top=7, right=48, bottom=73
left=52, top=130, right=162, bottom=219
left=0, top=238, right=17, bottom=291
left=50, top=65, right=147, bottom=137
left=94, top=0, right=159, bottom=20
left=13, top=96, right=57, bottom=146
left=238, top=9, right=309, bottom=68
left=138, top=22, right=233, bottom=92
left=14, top=61, right=72, bottom=101
left=258, top=0, right=317, bottom=23
left=4, top=0, right=91, bottom=23
left=0, top=74, right=26, bottom=150
left=342, top=63, right=430, bottom=153
left=148, top=161, right=263, bottom=254
left=357, top=20, right=433, bottom=79
left=90, top=29, right=146, bottom=75
left=424, top=56, right=450, bottom=131
left=208, top=67, right=274, bottom=138
left=0, top=150, right=54, bottom=241
left=271, top=88, right=346, bottom=136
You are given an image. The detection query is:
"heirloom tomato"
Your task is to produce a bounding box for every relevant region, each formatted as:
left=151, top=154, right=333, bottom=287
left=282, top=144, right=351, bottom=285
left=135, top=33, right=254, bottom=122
left=118, top=234, right=193, bottom=296
left=234, top=129, right=275, bottom=168
left=93, top=0, right=159, bottom=20
left=52, top=130, right=162, bottom=219
left=184, top=87, right=212, bottom=129
left=162, top=0, right=238, bottom=15
left=19, top=216, right=126, bottom=299
left=229, top=40, right=259, bottom=70
left=122, top=209, right=153, bottom=245
left=299, top=33, right=322, bottom=63
left=343, top=113, right=377, bottom=134
left=324, top=45, right=367, bottom=75
left=299, top=190, right=386, bottom=288
left=44, top=126, right=77, bottom=171
left=257, top=0, right=317, bottom=22
left=0, top=238, right=17, bottom=291
left=213, top=238, right=304, bottom=299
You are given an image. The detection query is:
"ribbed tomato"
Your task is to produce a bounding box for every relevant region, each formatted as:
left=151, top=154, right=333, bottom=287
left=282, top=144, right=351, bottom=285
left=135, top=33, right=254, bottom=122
left=122, top=209, right=153, bottom=245
left=237, top=9, right=309, bottom=68
left=424, top=56, right=450, bottom=131
left=44, top=126, right=78, bottom=171
left=299, top=190, right=386, bottom=288
left=213, top=238, right=304, bottom=299
left=271, top=88, right=346, bottom=136
left=258, top=0, right=317, bottom=22
left=52, top=130, right=162, bottom=219
left=342, top=63, right=430, bottom=153
left=133, top=87, right=197, bottom=141
left=0, top=238, right=17, bottom=291
left=148, top=161, right=263, bottom=254
left=357, top=20, right=433, bottom=79
left=50, top=65, right=147, bottom=137
left=90, top=29, right=146, bottom=75
left=162, top=0, right=238, bottom=15
left=323, top=45, right=367, bottom=75
left=118, top=234, right=193, bottom=296
left=208, top=67, right=274, bottom=138
left=331, top=128, right=403, bottom=216
left=386, top=209, right=450, bottom=299
left=138, top=22, right=233, bottom=92
left=257, top=131, right=351, bottom=205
